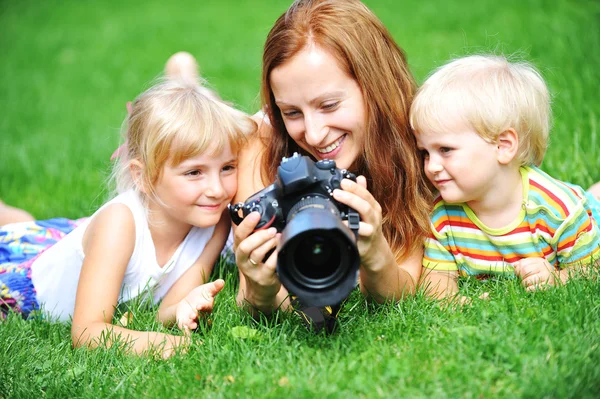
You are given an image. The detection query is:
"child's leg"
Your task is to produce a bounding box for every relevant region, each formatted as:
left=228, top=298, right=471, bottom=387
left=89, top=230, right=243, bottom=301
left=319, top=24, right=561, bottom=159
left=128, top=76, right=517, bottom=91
left=0, top=200, right=34, bottom=227
left=165, top=51, right=200, bottom=83
left=164, top=51, right=221, bottom=101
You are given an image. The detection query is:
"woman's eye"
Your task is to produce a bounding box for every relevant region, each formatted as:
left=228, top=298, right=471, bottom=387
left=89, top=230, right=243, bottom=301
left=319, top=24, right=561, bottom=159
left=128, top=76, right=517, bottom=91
left=322, top=101, right=340, bottom=111
left=282, top=109, right=301, bottom=118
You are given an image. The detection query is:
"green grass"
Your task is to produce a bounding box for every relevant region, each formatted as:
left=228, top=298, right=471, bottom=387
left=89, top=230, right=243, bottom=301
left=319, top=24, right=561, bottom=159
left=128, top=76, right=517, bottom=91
left=1, top=0, right=599, bottom=397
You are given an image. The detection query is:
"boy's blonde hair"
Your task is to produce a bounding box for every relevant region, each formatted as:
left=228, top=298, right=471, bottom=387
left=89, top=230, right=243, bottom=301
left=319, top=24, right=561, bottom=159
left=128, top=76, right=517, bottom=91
left=113, top=79, right=256, bottom=198
left=410, top=55, right=551, bottom=166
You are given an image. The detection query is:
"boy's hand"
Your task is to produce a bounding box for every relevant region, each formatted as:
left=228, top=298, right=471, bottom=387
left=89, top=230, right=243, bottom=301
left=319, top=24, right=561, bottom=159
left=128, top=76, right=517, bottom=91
left=175, top=279, right=225, bottom=333
left=514, top=258, right=557, bottom=291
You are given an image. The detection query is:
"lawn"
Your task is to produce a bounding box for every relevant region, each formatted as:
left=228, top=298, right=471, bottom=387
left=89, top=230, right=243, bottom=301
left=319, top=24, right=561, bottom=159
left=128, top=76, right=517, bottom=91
left=1, top=0, right=599, bottom=397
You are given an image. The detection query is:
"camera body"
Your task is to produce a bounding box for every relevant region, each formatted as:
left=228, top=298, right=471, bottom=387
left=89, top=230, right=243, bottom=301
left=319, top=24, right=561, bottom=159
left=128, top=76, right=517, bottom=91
left=229, top=153, right=360, bottom=307
left=230, top=153, right=358, bottom=231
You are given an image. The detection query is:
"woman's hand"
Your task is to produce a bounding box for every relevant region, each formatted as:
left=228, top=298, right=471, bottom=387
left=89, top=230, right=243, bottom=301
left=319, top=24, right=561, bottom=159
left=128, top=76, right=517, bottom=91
left=332, top=176, right=385, bottom=269
left=175, top=279, right=225, bottom=333
left=234, top=212, right=282, bottom=309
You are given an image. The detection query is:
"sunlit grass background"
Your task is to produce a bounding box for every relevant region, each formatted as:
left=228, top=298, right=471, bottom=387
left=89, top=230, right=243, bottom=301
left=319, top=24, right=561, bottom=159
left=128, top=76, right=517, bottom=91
left=1, top=0, right=599, bottom=397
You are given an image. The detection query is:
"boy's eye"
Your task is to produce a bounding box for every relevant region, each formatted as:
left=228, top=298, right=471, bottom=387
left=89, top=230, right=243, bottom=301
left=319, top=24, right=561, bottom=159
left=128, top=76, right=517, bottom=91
left=222, top=164, right=237, bottom=172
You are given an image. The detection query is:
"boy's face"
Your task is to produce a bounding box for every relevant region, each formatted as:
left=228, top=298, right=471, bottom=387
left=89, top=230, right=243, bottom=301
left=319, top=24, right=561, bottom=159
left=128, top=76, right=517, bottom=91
left=415, top=120, right=503, bottom=205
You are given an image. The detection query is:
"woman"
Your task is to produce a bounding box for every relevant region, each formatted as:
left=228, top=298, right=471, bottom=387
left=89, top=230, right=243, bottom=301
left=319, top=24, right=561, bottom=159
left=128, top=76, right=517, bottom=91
left=232, top=0, right=432, bottom=318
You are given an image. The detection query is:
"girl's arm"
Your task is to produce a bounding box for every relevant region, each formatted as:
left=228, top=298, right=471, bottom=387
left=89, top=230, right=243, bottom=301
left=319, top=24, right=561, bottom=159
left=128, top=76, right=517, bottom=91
left=156, top=212, right=230, bottom=326
left=71, top=204, right=185, bottom=358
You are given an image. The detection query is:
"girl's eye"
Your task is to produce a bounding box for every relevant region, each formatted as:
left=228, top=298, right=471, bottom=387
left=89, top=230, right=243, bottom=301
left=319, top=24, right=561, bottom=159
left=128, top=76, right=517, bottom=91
left=185, top=170, right=201, bottom=177
left=440, top=147, right=453, bottom=154
left=222, top=164, right=237, bottom=172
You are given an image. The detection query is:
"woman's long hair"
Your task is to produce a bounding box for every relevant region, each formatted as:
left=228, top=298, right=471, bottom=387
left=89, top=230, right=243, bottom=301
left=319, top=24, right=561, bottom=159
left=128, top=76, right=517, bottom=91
left=260, top=0, right=432, bottom=259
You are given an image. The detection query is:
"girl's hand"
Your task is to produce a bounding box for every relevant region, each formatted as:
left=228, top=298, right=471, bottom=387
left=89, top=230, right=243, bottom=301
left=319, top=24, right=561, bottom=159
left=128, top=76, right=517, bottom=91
left=514, top=258, right=557, bottom=291
left=159, top=335, right=190, bottom=359
left=234, top=212, right=281, bottom=299
left=175, top=279, right=225, bottom=333
left=332, top=176, right=384, bottom=269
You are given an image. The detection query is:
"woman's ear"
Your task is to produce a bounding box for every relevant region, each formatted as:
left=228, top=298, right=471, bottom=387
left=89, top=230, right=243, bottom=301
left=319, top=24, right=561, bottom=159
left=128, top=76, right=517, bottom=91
left=496, top=128, right=519, bottom=165
left=129, top=160, right=146, bottom=193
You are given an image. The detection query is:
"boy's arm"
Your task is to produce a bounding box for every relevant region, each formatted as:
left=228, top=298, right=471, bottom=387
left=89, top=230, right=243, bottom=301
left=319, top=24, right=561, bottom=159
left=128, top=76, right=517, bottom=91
left=72, top=204, right=186, bottom=358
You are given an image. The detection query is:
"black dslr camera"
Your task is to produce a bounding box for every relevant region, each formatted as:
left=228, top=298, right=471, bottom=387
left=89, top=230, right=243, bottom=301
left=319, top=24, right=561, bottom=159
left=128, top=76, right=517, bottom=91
left=229, top=153, right=360, bottom=307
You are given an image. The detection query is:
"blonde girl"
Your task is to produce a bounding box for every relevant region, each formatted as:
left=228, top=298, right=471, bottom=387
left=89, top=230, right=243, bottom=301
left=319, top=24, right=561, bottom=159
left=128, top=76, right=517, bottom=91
left=0, top=79, right=255, bottom=357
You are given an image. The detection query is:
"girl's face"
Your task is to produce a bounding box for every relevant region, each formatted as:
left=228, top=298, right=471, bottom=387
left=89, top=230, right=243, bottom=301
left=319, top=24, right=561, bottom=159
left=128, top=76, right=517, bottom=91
left=150, top=142, right=238, bottom=229
left=270, top=46, right=366, bottom=170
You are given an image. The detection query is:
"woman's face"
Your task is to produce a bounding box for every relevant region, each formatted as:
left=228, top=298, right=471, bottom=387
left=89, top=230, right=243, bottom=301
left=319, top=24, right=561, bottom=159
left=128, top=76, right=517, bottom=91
left=270, top=46, right=366, bottom=170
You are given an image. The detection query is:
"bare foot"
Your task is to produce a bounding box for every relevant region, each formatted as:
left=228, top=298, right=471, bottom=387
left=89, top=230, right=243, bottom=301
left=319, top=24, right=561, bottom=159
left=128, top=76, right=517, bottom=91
left=0, top=201, right=35, bottom=226
left=164, top=51, right=221, bottom=101
left=165, top=51, right=200, bottom=83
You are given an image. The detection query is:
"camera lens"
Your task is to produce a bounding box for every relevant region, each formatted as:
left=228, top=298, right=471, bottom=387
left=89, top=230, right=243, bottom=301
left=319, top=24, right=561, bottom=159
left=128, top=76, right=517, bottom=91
left=294, top=235, right=339, bottom=279
left=277, top=196, right=359, bottom=307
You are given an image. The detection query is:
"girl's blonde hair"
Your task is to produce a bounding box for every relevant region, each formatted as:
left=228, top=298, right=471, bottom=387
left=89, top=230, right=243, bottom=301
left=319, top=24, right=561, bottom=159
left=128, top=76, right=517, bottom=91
left=260, top=0, right=432, bottom=259
left=410, top=54, right=551, bottom=166
left=113, top=79, right=256, bottom=198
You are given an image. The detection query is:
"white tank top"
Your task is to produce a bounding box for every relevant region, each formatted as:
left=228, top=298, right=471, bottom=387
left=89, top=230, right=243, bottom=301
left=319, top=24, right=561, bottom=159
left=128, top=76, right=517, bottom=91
left=30, top=190, right=215, bottom=321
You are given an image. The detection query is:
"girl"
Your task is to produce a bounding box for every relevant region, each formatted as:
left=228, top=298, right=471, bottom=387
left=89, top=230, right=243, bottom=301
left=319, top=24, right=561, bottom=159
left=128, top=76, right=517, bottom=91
left=0, top=79, right=256, bottom=357
left=232, top=0, right=432, bottom=322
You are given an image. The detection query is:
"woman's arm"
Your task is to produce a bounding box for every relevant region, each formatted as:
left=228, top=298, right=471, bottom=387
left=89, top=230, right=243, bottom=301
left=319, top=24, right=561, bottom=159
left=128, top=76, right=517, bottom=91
left=233, top=116, right=291, bottom=315
left=156, top=212, right=230, bottom=326
left=419, top=269, right=460, bottom=300
left=358, top=241, right=423, bottom=302
left=332, top=176, right=424, bottom=303
left=71, top=204, right=185, bottom=358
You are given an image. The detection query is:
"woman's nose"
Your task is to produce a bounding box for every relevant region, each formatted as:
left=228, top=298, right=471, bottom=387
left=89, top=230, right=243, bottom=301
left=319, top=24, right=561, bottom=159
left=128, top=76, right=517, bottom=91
left=303, top=114, right=328, bottom=146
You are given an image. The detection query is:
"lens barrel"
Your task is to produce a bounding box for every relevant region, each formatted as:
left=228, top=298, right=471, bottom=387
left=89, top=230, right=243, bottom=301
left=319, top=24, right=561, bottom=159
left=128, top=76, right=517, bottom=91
left=277, top=197, right=360, bottom=307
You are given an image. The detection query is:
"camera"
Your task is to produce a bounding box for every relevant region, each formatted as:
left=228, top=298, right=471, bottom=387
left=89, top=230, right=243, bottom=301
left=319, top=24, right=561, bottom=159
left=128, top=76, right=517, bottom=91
left=229, top=153, right=360, bottom=307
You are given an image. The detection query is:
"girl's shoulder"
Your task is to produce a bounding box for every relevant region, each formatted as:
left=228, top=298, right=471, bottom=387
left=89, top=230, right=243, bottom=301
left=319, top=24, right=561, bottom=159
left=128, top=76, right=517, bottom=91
left=82, top=190, right=145, bottom=253
left=82, top=202, right=136, bottom=254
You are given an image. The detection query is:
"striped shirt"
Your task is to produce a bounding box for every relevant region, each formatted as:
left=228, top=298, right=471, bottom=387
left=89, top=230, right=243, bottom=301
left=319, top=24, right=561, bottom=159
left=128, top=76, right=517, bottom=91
left=423, top=166, right=600, bottom=276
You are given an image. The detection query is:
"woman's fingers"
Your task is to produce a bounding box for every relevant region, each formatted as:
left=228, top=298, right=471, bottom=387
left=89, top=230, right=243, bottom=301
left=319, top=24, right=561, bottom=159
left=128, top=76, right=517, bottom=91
left=236, top=227, right=277, bottom=261
left=333, top=178, right=382, bottom=224
left=249, top=235, right=279, bottom=264
left=233, top=212, right=261, bottom=246
left=262, top=234, right=281, bottom=272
